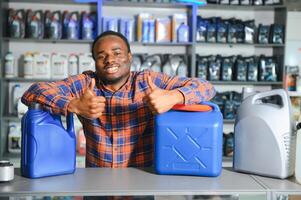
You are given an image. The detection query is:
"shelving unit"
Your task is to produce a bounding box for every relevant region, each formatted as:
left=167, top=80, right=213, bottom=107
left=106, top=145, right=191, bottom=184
left=0, top=0, right=288, bottom=167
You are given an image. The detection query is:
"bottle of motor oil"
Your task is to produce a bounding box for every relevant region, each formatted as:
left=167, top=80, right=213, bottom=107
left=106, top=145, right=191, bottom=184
left=68, top=54, right=78, bottom=76
left=21, top=103, right=76, bottom=178
left=23, top=52, right=34, bottom=79
left=177, top=22, right=189, bottom=43
left=8, top=9, right=25, bottom=38
left=162, top=60, right=174, bottom=76
left=78, top=53, right=94, bottom=74
left=81, top=12, right=93, bottom=40
left=26, top=10, right=44, bottom=39
left=67, top=12, right=79, bottom=40
left=177, top=61, right=187, bottom=77
left=33, top=52, right=51, bottom=78
left=8, top=122, right=21, bottom=154
left=45, top=10, right=62, bottom=40
left=4, top=52, right=15, bottom=78
left=51, top=53, right=68, bottom=79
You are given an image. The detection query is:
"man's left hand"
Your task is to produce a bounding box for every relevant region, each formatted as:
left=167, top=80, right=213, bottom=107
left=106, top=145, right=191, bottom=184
left=143, top=76, right=184, bottom=114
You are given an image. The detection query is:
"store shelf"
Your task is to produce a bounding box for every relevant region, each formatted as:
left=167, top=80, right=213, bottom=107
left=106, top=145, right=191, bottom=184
left=4, top=38, right=193, bottom=46
left=131, top=42, right=193, bottom=46
left=6, top=0, right=97, bottom=4
left=3, top=77, right=61, bottom=82
left=288, top=91, right=301, bottom=97
left=202, top=4, right=286, bottom=10
left=103, top=1, right=193, bottom=8
left=211, top=81, right=283, bottom=86
left=196, top=42, right=285, bottom=48
left=3, top=37, right=94, bottom=44
left=224, top=119, right=235, bottom=123
left=3, top=115, right=20, bottom=121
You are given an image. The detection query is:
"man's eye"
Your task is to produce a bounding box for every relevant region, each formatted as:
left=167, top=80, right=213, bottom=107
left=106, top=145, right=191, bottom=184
left=97, top=55, right=105, bottom=60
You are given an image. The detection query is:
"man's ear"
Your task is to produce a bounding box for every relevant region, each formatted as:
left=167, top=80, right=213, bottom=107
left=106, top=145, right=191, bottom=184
left=128, top=52, right=133, bottom=63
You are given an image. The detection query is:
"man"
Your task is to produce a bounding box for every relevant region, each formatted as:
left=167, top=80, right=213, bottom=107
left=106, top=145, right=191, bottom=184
left=21, top=30, right=216, bottom=168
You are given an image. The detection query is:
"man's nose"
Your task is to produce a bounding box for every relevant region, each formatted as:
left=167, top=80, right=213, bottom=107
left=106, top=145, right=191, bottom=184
left=104, top=55, right=114, bottom=64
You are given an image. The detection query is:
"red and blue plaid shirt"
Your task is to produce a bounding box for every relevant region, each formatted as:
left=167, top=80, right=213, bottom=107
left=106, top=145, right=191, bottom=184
left=21, top=70, right=215, bottom=168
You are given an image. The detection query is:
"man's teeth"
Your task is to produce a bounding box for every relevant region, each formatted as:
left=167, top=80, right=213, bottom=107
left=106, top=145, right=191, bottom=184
left=106, top=67, right=118, bottom=73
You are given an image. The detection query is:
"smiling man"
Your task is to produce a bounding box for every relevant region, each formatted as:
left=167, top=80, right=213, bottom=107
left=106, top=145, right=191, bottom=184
left=21, top=30, right=216, bottom=168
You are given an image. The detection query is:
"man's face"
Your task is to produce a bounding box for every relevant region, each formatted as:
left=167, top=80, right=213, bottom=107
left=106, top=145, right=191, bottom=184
left=93, top=35, right=132, bottom=86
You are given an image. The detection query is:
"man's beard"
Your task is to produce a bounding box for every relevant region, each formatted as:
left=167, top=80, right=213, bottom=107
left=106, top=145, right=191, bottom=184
left=97, top=70, right=130, bottom=85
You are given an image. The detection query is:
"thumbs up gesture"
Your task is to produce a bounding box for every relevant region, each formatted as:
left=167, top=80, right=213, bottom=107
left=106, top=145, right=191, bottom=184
left=144, top=76, right=184, bottom=115
left=68, top=78, right=106, bottom=119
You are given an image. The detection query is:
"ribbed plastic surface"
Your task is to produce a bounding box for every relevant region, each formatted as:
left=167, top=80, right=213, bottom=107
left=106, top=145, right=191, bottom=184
left=154, top=102, right=223, bottom=176
left=21, top=108, right=76, bottom=178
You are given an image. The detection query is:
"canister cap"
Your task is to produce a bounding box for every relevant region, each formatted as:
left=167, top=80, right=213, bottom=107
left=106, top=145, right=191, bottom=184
left=29, top=102, right=43, bottom=110
left=172, top=104, right=212, bottom=112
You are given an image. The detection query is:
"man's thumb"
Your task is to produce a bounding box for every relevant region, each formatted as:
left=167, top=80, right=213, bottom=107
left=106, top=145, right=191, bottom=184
left=147, top=76, right=157, bottom=91
left=89, top=78, right=96, bottom=92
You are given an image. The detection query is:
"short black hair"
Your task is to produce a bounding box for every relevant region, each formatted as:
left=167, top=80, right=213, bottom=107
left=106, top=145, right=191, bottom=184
left=91, top=31, right=131, bottom=60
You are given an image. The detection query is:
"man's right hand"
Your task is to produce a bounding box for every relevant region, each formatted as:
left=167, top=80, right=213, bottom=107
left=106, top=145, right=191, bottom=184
left=68, top=78, right=106, bottom=119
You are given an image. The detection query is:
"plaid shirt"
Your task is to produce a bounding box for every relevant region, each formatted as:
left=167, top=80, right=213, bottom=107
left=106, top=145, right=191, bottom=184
left=21, top=70, right=215, bottom=168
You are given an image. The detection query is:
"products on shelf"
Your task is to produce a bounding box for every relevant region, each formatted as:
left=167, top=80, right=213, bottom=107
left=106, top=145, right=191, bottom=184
left=77, top=128, right=86, bottom=156
left=7, top=8, right=191, bottom=43
left=211, top=91, right=242, bottom=120
left=259, top=56, right=279, bottom=81
left=156, top=17, right=172, bottom=43
left=81, top=11, right=97, bottom=40
left=258, top=24, right=270, bottom=44
left=223, top=132, right=234, bottom=157
left=206, top=0, right=282, bottom=5
left=44, top=10, right=62, bottom=40
left=221, top=56, right=235, bottom=81
left=119, top=18, right=135, bottom=42
left=131, top=54, right=188, bottom=76
left=196, top=54, right=280, bottom=82
left=172, top=13, right=189, bottom=43
left=32, top=52, right=51, bottom=78
left=4, top=52, right=16, bottom=78
left=102, top=17, right=119, bottom=33
left=23, top=52, right=34, bottom=78
left=63, top=11, right=80, bottom=40
left=7, top=9, right=97, bottom=40
left=6, top=52, right=95, bottom=79
left=8, top=122, right=22, bottom=154
left=68, top=54, right=79, bottom=76
left=7, top=9, right=26, bottom=38
left=11, top=83, right=29, bottom=117
left=78, top=53, right=95, bottom=74
left=51, top=53, right=68, bottom=79
left=284, top=65, right=299, bottom=91
left=142, top=19, right=155, bottom=43
left=291, top=97, right=301, bottom=121
left=26, top=10, right=44, bottom=39
left=197, top=16, right=284, bottom=44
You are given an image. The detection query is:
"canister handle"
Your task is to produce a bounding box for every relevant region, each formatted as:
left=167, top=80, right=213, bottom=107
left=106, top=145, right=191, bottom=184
left=201, top=101, right=220, bottom=112
left=66, top=113, right=75, bottom=138
left=251, top=89, right=289, bottom=109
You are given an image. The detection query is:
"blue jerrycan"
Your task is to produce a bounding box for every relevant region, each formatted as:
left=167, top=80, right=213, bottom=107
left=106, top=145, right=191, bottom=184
left=21, top=103, right=76, bottom=178
left=154, top=101, right=223, bottom=176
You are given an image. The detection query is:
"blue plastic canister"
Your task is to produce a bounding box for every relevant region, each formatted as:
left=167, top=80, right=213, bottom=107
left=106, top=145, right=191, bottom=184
left=21, top=104, right=76, bottom=178
left=155, top=102, right=223, bottom=176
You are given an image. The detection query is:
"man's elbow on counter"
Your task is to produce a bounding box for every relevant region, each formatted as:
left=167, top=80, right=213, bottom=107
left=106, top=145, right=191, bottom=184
left=21, top=82, right=42, bottom=107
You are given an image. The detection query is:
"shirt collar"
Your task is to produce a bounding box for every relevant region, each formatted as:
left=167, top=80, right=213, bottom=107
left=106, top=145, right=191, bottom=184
left=96, top=72, right=133, bottom=93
